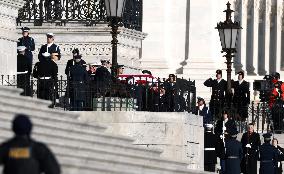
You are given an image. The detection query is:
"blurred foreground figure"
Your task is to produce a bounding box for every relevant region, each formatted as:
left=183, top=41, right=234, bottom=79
left=0, top=114, right=60, bottom=174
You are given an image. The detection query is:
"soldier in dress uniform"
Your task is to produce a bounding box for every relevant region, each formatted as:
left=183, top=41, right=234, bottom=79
left=232, top=71, right=250, bottom=121
left=38, top=33, right=61, bottom=61
left=259, top=133, right=279, bottom=174
left=33, top=52, right=58, bottom=106
left=69, top=55, right=89, bottom=111
left=204, top=70, right=227, bottom=120
left=94, top=59, right=112, bottom=96
left=195, top=97, right=212, bottom=124
left=224, top=129, right=243, bottom=174
left=17, top=46, right=32, bottom=96
left=65, top=48, right=86, bottom=77
left=17, top=27, right=35, bottom=69
left=204, top=124, right=217, bottom=172
left=0, top=114, right=60, bottom=174
left=240, top=123, right=261, bottom=174
left=272, top=138, right=284, bottom=174
left=214, top=110, right=237, bottom=174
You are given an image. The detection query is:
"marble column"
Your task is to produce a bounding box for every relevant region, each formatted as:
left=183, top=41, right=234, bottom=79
left=0, top=0, right=24, bottom=78
left=269, top=0, right=277, bottom=73
left=275, top=0, right=283, bottom=73
left=246, top=0, right=259, bottom=75
left=235, top=0, right=248, bottom=73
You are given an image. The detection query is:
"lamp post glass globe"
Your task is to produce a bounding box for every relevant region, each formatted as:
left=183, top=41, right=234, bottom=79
left=104, top=0, right=127, bottom=18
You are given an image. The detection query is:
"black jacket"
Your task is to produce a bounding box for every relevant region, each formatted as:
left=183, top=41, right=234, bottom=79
left=65, top=59, right=86, bottom=76
left=38, top=43, right=61, bottom=61
left=0, top=136, right=60, bottom=174
left=232, top=80, right=250, bottom=105
left=33, top=59, right=58, bottom=80
left=17, top=54, right=31, bottom=75
left=17, top=36, right=35, bottom=52
left=204, top=131, right=217, bottom=164
left=204, top=78, right=227, bottom=101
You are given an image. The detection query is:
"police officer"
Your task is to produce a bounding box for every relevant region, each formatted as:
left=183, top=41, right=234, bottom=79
left=65, top=48, right=86, bottom=77
left=195, top=97, right=212, bottom=124
left=17, top=27, right=35, bottom=68
left=0, top=114, right=60, bottom=174
left=232, top=71, right=250, bottom=121
left=204, top=124, right=217, bottom=172
left=33, top=52, right=58, bottom=106
left=17, top=46, right=32, bottom=96
left=69, top=55, right=89, bottom=111
left=259, top=133, right=279, bottom=174
left=38, top=33, right=61, bottom=61
left=224, top=129, right=243, bottom=174
left=240, top=123, right=261, bottom=174
left=204, top=70, right=227, bottom=120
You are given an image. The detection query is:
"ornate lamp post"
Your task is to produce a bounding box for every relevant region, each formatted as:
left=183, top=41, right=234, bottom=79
left=216, top=2, right=242, bottom=105
left=104, top=0, right=127, bottom=76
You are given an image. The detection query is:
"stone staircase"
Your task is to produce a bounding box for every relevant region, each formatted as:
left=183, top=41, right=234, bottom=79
left=0, top=86, right=209, bottom=174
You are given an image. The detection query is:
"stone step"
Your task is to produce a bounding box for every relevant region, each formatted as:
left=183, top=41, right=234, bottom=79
left=0, top=124, right=163, bottom=159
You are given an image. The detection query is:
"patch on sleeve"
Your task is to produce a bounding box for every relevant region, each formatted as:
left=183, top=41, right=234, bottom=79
left=9, top=148, right=30, bottom=159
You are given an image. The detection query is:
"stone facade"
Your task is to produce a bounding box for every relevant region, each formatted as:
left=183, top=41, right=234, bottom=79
left=0, top=0, right=24, bottom=77
left=78, top=111, right=204, bottom=171
left=16, top=24, right=147, bottom=77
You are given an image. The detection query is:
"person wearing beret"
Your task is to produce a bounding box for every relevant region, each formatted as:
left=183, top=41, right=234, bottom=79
left=258, top=133, right=278, bottom=174
left=17, top=27, right=35, bottom=69
left=38, top=33, right=61, bottom=62
left=232, top=71, right=250, bottom=121
left=204, top=69, right=227, bottom=120
left=0, top=114, right=60, bottom=174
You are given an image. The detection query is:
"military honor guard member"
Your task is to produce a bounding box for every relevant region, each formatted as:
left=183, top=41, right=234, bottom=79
left=240, top=123, right=261, bottom=174
left=273, top=138, right=284, bottom=174
left=204, top=124, right=217, bottom=172
left=0, top=114, right=60, bottom=174
left=65, top=48, right=86, bottom=77
left=259, top=133, right=279, bottom=174
left=232, top=71, right=250, bottom=121
left=204, top=69, right=227, bottom=120
left=17, top=46, right=32, bottom=96
left=33, top=52, right=58, bottom=106
left=17, top=27, right=35, bottom=68
left=38, top=33, right=61, bottom=61
left=195, top=97, right=212, bottom=124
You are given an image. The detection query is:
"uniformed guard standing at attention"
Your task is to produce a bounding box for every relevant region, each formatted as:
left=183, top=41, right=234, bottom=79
left=232, top=71, right=250, bottom=121
left=33, top=52, right=58, bottom=107
left=0, top=114, right=60, bottom=174
left=224, top=129, right=243, bottom=174
left=17, top=27, right=35, bottom=69
left=65, top=48, right=86, bottom=77
left=204, top=124, right=217, bottom=172
left=38, top=33, right=61, bottom=61
left=240, top=123, right=261, bottom=174
left=272, top=138, right=284, bottom=174
left=204, top=69, right=227, bottom=120
left=259, top=133, right=278, bottom=174
left=17, top=46, right=32, bottom=96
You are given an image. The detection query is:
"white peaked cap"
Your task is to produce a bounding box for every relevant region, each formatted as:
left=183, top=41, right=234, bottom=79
left=17, top=46, right=26, bottom=52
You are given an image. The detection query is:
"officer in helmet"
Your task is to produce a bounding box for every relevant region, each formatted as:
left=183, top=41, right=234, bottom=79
left=0, top=114, right=60, bottom=174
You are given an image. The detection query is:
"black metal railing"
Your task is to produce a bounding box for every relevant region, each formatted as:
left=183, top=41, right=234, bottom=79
left=17, top=0, right=143, bottom=31
left=0, top=75, right=196, bottom=112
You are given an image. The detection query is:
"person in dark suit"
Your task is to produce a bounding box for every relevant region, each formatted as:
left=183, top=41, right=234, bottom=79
left=33, top=52, right=58, bottom=107
left=214, top=110, right=237, bottom=174
left=232, top=71, right=250, bottom=121
left=69, top=55, right=89, bottom=111
left=204, top=124, right=218, bottom=172
left=17, top=27, right=35, bottom=69
left=224, top=129, right=243, bottom=174
left=204, top=69, right=227, bottom=120
left=273, top=138, right=284, bottom=174
left=38, top=33, right=61, bottom=61
left=164, top=74, right=177, bottom=112
left=65, top=48, right=86, bottom=77
left=17, top=46, right=32, bottom=96
left=240, top=123, right=261, bottom=174
left=195, top=97, right=212, bottom=124
left=259, top=133, right=279, bottom=174
left=94, top=59, right=112, bottom=96
left=0, top=114, right=60, bottom=174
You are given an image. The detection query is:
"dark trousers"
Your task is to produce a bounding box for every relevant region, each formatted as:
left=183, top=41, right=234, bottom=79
left=37, top=79, right=54, bottom=104
left=241, top=156, right=257, bottom=174
left=204, top=163, right=215, bottom=172
left=17, top=74, right=31, bottom=96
